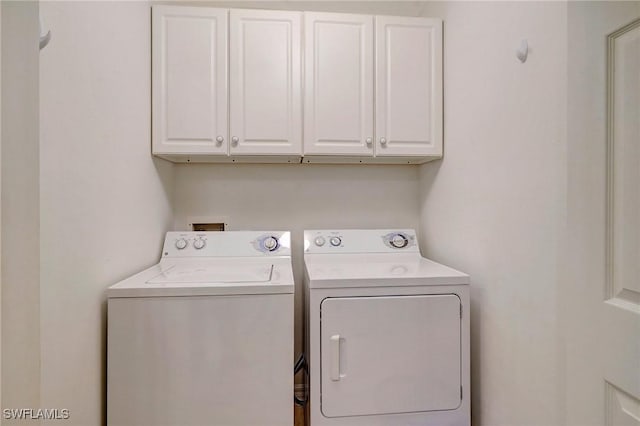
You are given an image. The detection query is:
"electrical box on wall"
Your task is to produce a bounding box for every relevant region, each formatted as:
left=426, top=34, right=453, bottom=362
left=186, top=216, right=230, bottom=232
left=191, top=223, right=226, bottom=232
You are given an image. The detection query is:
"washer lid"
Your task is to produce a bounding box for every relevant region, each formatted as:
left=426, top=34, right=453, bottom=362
left=147, top=264, right=273, bottom=284
left=108, top=258, right=294, bottom=297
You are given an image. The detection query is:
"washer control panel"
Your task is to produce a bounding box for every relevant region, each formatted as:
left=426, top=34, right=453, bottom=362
left=304, top=229, right=418, bottom=254
left=162, top=231, right=291, bottom=258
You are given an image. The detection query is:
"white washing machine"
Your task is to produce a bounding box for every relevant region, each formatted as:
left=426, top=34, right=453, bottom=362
left=304, top=229, right=470, bottom=426
left=107, top=231, right=294, bottom=426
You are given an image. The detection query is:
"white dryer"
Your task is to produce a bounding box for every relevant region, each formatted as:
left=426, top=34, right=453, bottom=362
left=303, top=229, right=470, bottom=426
left=107, top=231, right=294, bottom=426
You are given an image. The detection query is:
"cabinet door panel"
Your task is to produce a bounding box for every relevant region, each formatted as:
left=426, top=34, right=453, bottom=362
left=230, top=10, right=302, bottom=155
left=375, top=16, right=442, bottom=157
left=304, top=13, right=374, bottom=155
left=152, top=6, right=228, bottom=155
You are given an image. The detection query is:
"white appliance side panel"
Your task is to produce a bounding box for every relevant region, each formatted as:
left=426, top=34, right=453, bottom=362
left=304, top=12, right=374, bottom=155
left=375, top=16, right=442, bottom=157
left=320, top=294, right=461, bottom=418
left=107, top=294, right=293, bottom=426
left=152, top=6, right=228, bottom=155
left=230, top=9, right=302, bottom=155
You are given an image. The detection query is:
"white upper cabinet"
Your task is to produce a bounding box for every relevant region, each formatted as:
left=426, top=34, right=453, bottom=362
left=151, top=7, right=443, bottom=164
left=230, top=10, right=302, bottom=156
left=152, top=6, right=228, bottom=156
left=304, top=12, right=374, bottom=156
left=375, top=16, right=443, bottom=158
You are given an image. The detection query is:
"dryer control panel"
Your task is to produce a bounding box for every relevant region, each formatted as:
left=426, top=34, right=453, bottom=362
left=162, top=231, right=291, bottom=258
left=304, top=229, right=418, bottom=254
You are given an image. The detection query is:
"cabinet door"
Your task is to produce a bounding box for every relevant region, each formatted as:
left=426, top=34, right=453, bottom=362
left=375, top=16, right=442, bottom=157
left=304, top=13, right=374, bottom=156
left=320, top=295, right=461, bottom=417
left=229, top=10, right=302, bottom=156
left=152, top=6, right=228, bottom=156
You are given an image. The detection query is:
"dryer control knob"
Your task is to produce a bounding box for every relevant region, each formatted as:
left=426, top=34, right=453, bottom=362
left=175, top=238, right=188, bottom=250
left=193, top=238, right=206, bottom=250
left=390, top=234, right=408, bottom=249
left=314, top=236, right=326, bottom=247
left=263, top=236, right=279, bottom=251
left=330, top=236, right=342, bottom=247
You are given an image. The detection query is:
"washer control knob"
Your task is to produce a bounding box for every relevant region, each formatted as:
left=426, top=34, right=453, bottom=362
left=263, top=236, right=279, bottom=251
left=390, top=234, right=409, bottom=249
left=193, top=238, right=206, bottom=250
left=175, top=238, right=188, bottom=250
left=330, top=236, right=342, bottom=247
left=314, top=236, right=326, bottom=247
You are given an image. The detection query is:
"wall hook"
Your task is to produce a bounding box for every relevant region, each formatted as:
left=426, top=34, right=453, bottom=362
left=39, top=17, right=51, bottom=50
left=516, top=39, right=528, bottom=63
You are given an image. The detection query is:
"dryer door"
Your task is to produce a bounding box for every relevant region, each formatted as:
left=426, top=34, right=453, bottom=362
left=320, top=294, right=461, bottom=418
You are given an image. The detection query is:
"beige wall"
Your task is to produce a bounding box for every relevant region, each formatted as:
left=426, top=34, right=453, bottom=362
left=161, top=0, right=429, bottom=17
left=1, top=1, right=41, bottom=423
left=39, top=2, right=173, bottom=424
left=417, top=2, right=567, bottom=425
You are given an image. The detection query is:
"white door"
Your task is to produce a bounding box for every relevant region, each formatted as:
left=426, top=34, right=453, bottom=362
left=320, top=295, right=461, bottom=418
left=603, top=17, right=640, bottom=426
left=229, top=9, right=302, bottom=155
left=304, top=12, right=374, bottom=156
left=152, top=6, right=228, bottom=156
left=565, top=7, right=640, bottom=426
left=375, top=16, right=442, bottom=158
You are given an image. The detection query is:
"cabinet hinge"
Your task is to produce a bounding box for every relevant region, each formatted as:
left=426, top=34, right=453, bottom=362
left=460, top=386, right=463, bottom=399
left=460, top=304, right=463, bottom=318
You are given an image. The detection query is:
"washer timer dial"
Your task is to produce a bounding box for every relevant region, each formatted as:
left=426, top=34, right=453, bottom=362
left=263, top=236, right=279, bottom=252
left=193, top=238, right=206, bottom=250
left=390, top=233, right=409, bottom=249
left=330, top=236, right=342, bottom=247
